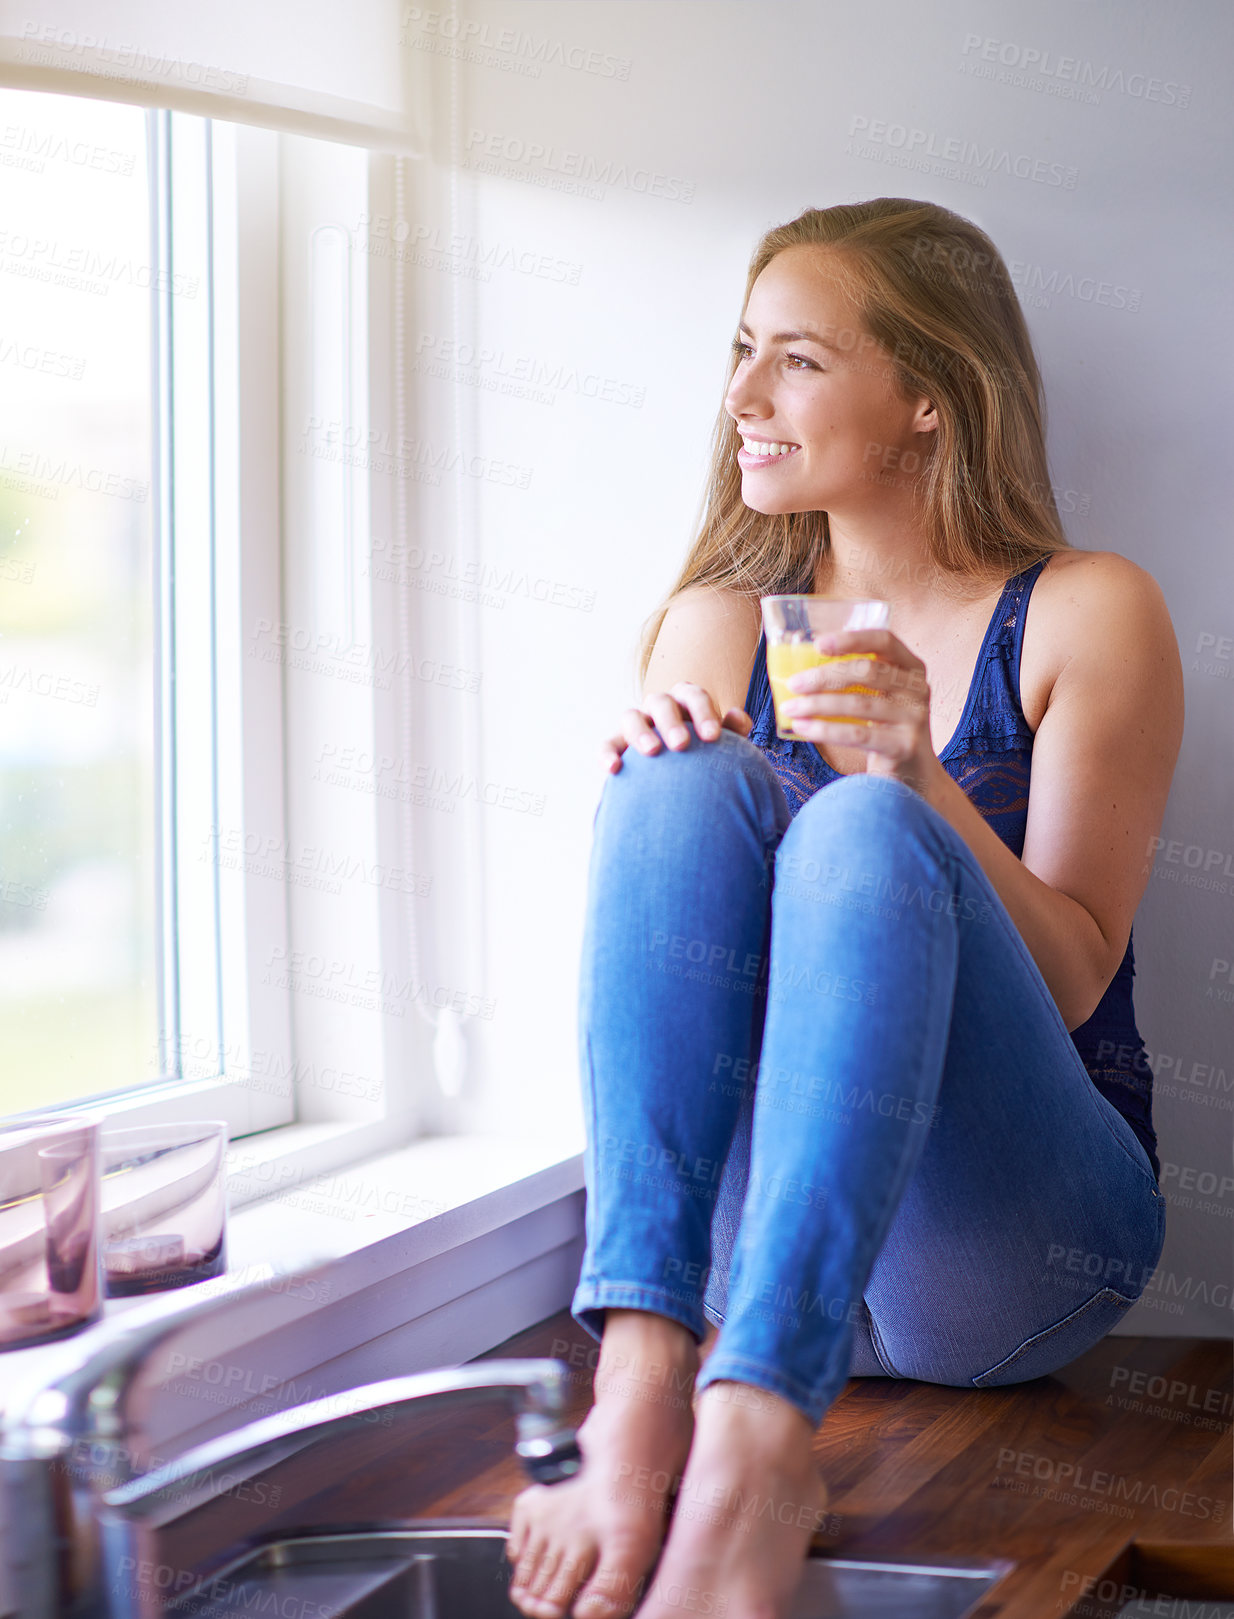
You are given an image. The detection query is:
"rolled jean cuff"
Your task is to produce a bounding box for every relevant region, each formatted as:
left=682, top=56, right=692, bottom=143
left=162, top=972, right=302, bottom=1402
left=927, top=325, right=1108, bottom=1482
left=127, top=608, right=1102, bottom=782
left=694, top=1351, right=840, bottom=1430
left=571, top=1281, right=709, bottom=1347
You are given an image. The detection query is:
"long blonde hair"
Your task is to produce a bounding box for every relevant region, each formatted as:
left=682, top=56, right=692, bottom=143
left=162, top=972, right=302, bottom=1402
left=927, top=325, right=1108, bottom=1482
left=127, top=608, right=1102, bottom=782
left=636, top=197, right=1073, bottom=686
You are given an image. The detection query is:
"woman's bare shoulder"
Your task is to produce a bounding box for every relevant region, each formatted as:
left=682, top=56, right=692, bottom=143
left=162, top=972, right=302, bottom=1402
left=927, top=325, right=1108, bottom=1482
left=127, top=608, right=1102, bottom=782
left=1023, top=549, right=1177, bottom=725
left=644, top=584, right=763, bottom=712
left=1034, top=548, right=1174, bottom=645
left=664, top=581, right=763, bottom=625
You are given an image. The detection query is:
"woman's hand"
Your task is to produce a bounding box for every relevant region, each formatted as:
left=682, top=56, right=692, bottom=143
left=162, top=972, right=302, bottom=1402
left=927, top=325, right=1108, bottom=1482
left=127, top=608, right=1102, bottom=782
left=600, top=682, right=753, bottom=774
left=779, top=628, right=944, bottom=795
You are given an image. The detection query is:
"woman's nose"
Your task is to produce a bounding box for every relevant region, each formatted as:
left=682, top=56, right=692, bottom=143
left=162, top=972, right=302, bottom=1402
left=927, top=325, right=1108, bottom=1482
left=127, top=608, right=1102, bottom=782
left=725, top=363, right=768, bottom=419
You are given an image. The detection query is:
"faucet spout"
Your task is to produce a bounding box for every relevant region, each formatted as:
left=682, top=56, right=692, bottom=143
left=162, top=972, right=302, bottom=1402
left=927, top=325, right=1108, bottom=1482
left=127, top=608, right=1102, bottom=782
left=94, top=1360, right=578, bottom=1618
left=2, top=1262, right=293, bottom=1619
left=1, top=1259, right=580, bottom=1619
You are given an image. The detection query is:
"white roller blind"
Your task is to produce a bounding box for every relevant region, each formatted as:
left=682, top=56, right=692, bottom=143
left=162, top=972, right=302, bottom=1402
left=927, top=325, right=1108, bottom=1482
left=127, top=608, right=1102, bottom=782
left=0, top=0, right=421, bottom=150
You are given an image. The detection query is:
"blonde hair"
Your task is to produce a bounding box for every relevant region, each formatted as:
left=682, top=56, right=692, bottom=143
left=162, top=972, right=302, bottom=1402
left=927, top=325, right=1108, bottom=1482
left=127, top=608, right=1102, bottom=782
left=636, top=197, right=1073, bottom=686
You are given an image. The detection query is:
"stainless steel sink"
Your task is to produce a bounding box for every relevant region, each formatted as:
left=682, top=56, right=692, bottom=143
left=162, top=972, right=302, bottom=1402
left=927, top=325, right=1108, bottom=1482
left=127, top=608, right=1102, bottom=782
left=164, top=1526, right=1012, bottom=1618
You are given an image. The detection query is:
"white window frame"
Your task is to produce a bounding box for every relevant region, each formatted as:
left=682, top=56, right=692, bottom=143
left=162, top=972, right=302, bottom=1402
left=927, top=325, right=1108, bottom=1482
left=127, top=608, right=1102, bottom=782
left=92, top=110, right=298, bottom=1151
left=9, top=99, right=437, bottom=1206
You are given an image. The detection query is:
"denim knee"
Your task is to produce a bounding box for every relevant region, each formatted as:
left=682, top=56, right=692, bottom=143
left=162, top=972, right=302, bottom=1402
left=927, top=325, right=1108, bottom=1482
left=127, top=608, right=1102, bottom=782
left=797, top=770, right=920, bottom=817
left=615, top=720, right=769, bottom=781
left=786, top=771, right=949, bottom=853
left=605, top=722, right=786, bottom=817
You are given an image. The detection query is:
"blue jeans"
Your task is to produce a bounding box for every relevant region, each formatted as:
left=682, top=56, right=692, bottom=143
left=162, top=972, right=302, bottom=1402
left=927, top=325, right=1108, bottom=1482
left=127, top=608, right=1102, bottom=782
left=571, top=723, right=1166, bottom=1427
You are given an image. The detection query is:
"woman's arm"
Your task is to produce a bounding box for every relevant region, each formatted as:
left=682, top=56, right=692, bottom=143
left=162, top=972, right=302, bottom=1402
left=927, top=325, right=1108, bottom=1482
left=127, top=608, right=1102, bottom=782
left=918, top=552, right=1184, bottom=1032
left=598, top=585, right=763, bottom=772
left=641, top=585, right=763, bottom=715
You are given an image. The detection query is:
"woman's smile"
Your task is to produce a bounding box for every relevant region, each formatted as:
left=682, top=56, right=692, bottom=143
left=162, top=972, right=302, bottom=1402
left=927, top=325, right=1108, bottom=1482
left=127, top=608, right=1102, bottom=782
left=736, top=437, right=803, bottom=468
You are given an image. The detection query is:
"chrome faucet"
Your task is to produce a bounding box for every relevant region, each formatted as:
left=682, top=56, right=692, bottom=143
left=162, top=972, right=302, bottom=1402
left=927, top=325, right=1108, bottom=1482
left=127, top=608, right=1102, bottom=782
left=1, top=1261, right=580, bottom=1619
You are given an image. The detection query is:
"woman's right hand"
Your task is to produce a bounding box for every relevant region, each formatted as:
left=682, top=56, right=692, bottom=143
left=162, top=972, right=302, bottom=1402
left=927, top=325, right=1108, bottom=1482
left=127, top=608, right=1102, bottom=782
left=599, top=682, right=753, bottom=773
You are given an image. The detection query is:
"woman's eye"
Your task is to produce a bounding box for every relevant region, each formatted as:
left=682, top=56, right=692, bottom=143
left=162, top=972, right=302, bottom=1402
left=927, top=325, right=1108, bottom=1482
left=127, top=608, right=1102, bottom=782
left=729, top=338, right=817, bottom=371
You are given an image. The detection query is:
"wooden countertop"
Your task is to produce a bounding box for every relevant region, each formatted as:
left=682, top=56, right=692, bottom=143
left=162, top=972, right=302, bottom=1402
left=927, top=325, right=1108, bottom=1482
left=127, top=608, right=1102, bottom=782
left=162, top=1311, right=1232, bottom=1618
left=438, top=1314, right=1233, bottom=1618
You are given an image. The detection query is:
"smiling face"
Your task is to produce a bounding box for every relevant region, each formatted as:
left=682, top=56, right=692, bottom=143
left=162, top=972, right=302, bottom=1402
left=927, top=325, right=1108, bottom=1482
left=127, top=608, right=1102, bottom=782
left=724, top=244, right=938, bottom=517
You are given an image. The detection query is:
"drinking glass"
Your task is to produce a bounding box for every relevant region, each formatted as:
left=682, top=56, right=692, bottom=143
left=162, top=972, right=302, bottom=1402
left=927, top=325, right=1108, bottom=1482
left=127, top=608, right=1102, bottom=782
left=101, top=1120, right=228, bottom=1296
left=0, top=1113, right=102, bottom=1349
left=760, top=595, right=891, bottom=740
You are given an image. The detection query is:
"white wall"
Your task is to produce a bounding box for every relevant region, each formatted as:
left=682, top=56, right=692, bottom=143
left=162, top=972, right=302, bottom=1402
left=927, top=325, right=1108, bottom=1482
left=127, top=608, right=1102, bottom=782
left=393, top=0, right=1233, bottom=1335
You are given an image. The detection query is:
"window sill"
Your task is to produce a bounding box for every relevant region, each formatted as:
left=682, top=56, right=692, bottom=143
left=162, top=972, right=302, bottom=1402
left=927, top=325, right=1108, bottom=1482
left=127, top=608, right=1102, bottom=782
left=0, top=1133, right=587, bottom=1453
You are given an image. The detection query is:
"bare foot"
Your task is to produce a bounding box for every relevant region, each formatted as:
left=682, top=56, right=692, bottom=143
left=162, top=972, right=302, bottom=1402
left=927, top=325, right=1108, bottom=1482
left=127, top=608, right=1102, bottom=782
left=636, top=1380, right=828, bottom=1619
left=506, top=1312, right=699, bottom=1619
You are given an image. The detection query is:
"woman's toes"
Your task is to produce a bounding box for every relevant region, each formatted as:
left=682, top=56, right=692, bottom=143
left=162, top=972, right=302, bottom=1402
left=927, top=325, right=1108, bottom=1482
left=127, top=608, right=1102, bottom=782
left=536, top=1547, right=602, bottom=1617
left=508, top=1534, right=549, bottom=1608
left=525, top=1545, right=564, bottom=1600
left=506, top=1495, right=532, bottom=1561
left=574, top=1569, right=643, bottom=1619
left=574, top=1528, right=662, bottom=1619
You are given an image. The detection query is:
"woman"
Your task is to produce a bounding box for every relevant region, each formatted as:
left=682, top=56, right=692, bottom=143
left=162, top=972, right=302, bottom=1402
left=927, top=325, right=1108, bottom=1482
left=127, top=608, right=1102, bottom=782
left=505, top=198, right=1183, bottom=1619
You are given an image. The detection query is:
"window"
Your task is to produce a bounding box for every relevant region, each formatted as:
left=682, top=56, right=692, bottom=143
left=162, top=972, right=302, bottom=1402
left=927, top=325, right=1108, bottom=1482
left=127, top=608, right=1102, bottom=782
left=0, top=90, right=158, bottom=1112
left=0, top=83, right=542, bottom=1197
left=0, top=90, right=337, bottom=1159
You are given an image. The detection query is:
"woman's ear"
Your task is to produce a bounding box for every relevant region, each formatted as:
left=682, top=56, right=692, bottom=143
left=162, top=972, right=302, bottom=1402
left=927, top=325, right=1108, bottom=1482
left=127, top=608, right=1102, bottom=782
left=914, top=396, right=939, bottom=435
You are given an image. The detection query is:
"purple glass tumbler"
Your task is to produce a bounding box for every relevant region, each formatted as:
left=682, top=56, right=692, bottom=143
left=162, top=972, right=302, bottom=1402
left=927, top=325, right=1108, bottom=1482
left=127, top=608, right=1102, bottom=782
left=101, top=1120, right=228, bottom=1297
left=0, top=1113, right=102, bottom=1351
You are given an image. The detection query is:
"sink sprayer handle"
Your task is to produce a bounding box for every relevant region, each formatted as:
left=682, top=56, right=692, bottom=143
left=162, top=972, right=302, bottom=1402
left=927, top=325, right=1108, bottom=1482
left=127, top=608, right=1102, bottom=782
left=515, top=1413, right=582, bottom=1484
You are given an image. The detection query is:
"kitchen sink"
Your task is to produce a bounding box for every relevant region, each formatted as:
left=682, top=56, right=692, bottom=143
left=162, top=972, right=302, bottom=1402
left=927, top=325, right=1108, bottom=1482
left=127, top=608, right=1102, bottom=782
left=164, top=1525, right=1012, bottom=1618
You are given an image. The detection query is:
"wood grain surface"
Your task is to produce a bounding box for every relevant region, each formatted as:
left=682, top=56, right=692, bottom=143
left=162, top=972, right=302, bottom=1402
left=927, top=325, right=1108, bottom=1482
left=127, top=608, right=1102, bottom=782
left=141, top=1311, right=1232, bottom=1618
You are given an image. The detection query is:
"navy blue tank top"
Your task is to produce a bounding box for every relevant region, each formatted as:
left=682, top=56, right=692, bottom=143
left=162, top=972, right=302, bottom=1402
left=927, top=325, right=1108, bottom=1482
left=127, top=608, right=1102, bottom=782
left=743, top=559, right=1160, bottom=1181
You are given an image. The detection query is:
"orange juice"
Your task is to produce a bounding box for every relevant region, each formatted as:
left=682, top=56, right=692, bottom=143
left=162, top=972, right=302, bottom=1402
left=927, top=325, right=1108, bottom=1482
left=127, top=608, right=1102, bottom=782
left=765, top=640, right=880, bottom=739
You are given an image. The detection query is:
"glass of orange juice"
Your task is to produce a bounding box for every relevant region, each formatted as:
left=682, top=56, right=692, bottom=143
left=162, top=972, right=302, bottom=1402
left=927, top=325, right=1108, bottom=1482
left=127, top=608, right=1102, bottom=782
left=761, top=595, right=891, bottom=741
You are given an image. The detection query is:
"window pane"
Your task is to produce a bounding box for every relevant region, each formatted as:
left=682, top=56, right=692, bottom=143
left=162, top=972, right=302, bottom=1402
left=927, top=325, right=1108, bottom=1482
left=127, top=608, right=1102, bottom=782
left=0, top=89, right=157, bottom=1110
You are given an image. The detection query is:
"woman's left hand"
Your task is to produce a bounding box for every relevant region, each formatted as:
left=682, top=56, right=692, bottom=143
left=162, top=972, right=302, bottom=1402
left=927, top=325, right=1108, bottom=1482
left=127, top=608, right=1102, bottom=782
left=780, top=628, right=944, bottom=796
